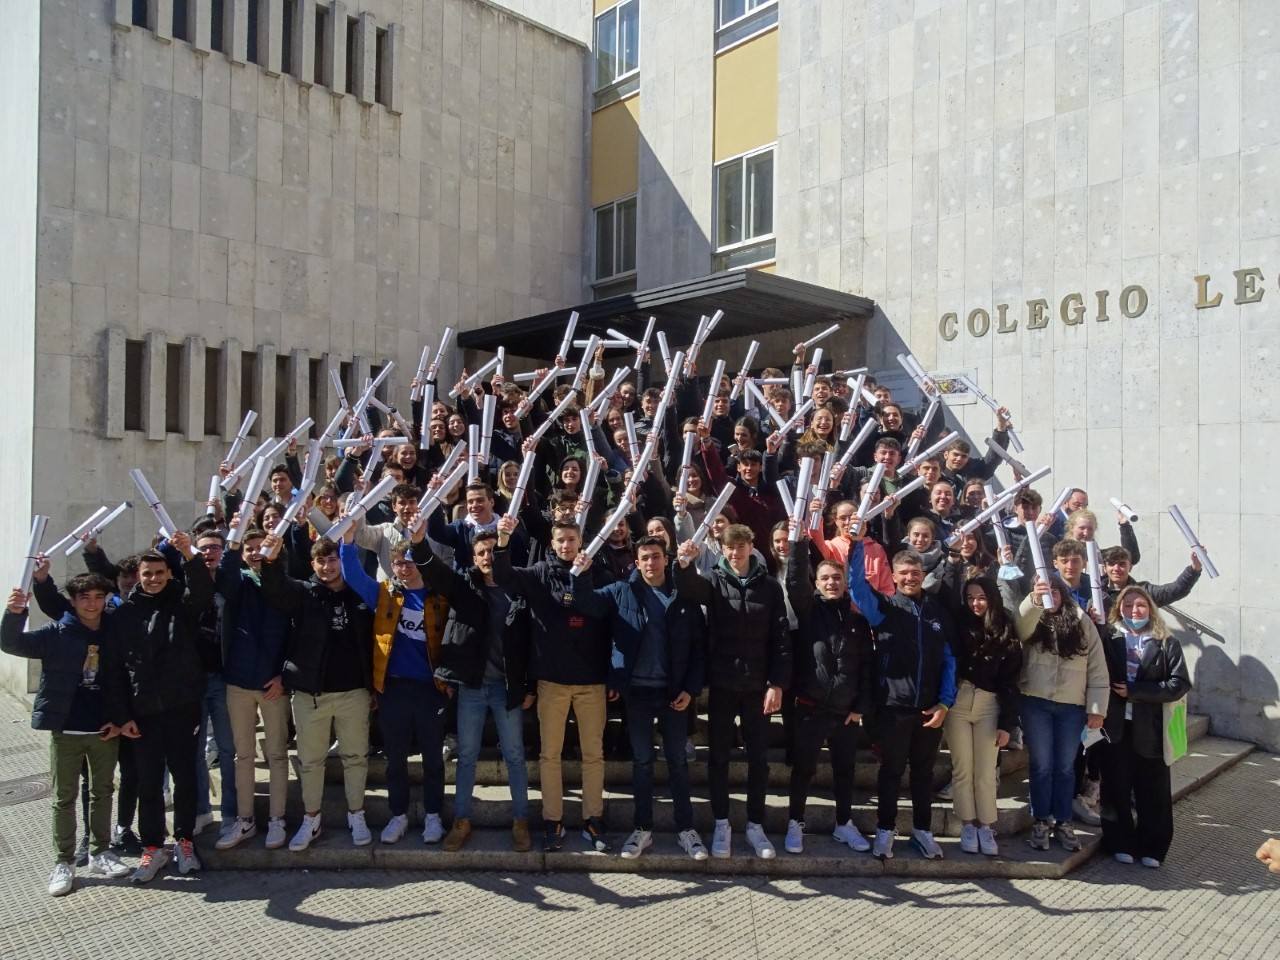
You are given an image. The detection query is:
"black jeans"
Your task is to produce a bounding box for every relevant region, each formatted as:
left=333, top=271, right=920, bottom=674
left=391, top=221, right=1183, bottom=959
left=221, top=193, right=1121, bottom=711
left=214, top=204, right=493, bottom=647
left=115, top=736, right=139, bottom=828
left=875, top=707, right=944, bottom=831
left=1099, top=726, right=1174, bottom=861
left=707, top=686, right=770, bottom=823
left=625, top=686, right=693, bottom=831
left=379, top=678, right=446, bottom=817
left=788, top=702, right=859, bottom=824
left=135, top=702, right=202, bottom=847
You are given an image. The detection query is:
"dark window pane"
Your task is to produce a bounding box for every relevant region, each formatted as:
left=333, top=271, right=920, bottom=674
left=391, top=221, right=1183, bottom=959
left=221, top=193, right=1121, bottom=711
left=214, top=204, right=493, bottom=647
left=282, top=0, right=296, bottom=75
left=124, top=340, right=144, bottom=431
left=716, top=161, right=744, bottom=247
left=618, top=1, right=639, bottom=75
left=247, top=0, right=261, bottom=64
left=594, top=11, right=617, bottom=89
left=314, top=4, right=326, bottom=84
left=205, top=346, right=222, bottom=436
left=345, top=16, right=358, bottom=94
left=375, top=27, right=388, bottom=105
left=241, top=351, right=258, bottom=429
left=746, top=151, right=773, bottom=238
left=617, top=197, right=636, bottom=274
left=211, top=0, right=225, bottom=52
left=172, top=0, right=190, bottom=41
left=132, top=0, right=148, bottom=28
left=275, top=354, right=291, bottom=436
left=166, top=343, right=183, bottom=433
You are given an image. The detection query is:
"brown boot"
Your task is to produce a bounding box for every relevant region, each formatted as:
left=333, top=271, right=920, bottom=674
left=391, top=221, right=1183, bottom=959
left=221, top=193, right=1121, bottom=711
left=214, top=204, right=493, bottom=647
left=511, top=818, right=532, bottom=852
left=442, top=818, right=472, bottom=852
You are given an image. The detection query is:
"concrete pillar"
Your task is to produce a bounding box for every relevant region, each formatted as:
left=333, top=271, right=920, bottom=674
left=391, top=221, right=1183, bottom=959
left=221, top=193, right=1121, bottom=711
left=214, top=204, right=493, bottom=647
left=288, top=348, right=310, bottom=429
left=292, top=0, right=316, bottom=85
left=105, top=327, right=126, bottom=439
left=111, top=0, right=134, bottom=29
left=190, top=0, right=212, bottom=53
left=148, top=0, right=173, bottom=41
left=354, top=12, right=376, bottom=105
left=383, top=22, right=402, bottom=115
left=225, top=0, right=248, bottom=63
left=182, top=335, right=206, bottom=442
left=142, top=332, right=167, bottom=441
left=257, top=344, right=278, bottom=439
left=324, top=1, right=347, bottom=95
left=259, top=0, right=284, bottom=76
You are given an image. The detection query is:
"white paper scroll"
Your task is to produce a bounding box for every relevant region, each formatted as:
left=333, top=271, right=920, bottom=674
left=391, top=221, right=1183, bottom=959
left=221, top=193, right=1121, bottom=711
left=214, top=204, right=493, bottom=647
left=527, top=390, right=580, bottom=445
left=900, top=430, right=962, bottom=476
left=580, top=409, right=597, bottom=461
left=353, top=362, right=396, bottom=423
left=481, top=393, right=497, bottom=461
left=676, top=432, right=698, bottom=499
left=775, top=479, right=795, bottom=519
left=318, top=406, right=349, bottom=447
left=412, top=461, right=470, bottom=532
left=130, top=468, right=178, bottom=540
left=690, top=484, right=735, bottom=547
left=635, top=316, right=656, bottom=369
left=655, top=330, right=672, bottom=376
left=744, top=379, right=787, bottom=431
left=325, top=475, right=399, bottom=542
left=623, top=411, right=641, bottom=466
left=420, top=383, right=435, bottom=449
left=467, top=425, right=481, bottom=483
left=604, top=328, right=643, bottom=348
left=451, top=355, right=502, bottom=399
left=571, top=335, right=601, bottom=393
left=329, top=368, right=350, bottom=411
left=801, top=347, right=824, bottom=400
left=1168, top=504, right=1219, bottom=578
left=837, top=416, right=880, bottom=470
left=47, top=507, right=111, bottom=556
left=225, top=410, right=259, bottom=468
left=958, top=373, right=1024, bottom=454
left=701, top=359, right=726, bottom=426
left=854, top=462, right=886, bottom=532
left=18, top=516, right=49, bottom=595
left=512, top=367, right=574, bottom=384
left=427, top=326, right=454, bottom=383
left=983, top=483, right=1010, bottom=555
left=1085, top=540, right=1107, bottom=616
left=65, top=502, right=131, bottom=556
left=778, top=398, right=815, bottom=437
left=788, top=457, right=816, bottom=543
left=730, top=340, right=760, bottom=402
left=204, top=476, right=221, bottom=516
left=576, top=495, right=635, bottom=572
left=1111, top=497, right=1137, bottom=523
left=411, top=344, right=432, bottom=401
left=223, top=436, right=290, bottom=490
left=985, top=437, right=1029, bottom=476
left=808, top=450, right=838, bottom=530
left=557, top=312, right=579, bottom=364
left=496, top=347, right=506, bottom=378
left=588, top=366, right=631, bottom=415
left=906, top=396, right=942, bottom=460
left=575, top=457, right=602, bottom=529
left=861, top=474, right=927, bottom=523
left=519, top=365, right=563, bottom=413
left=1024, top=518, right=1056, bottom=611
left=228, top=457, right=272, bottom=546
left=1046, top=485, right=1074, bottom=521
left=504, top=452, right=538, bottom=520
left=801, top=323, right=840, bottom=349
left=369, top=397, right=414, bottom=440
left=683, top=310, right=722, bottom=377
left=653, top=351, right=685, bottom=431
left=946, top=465, right=1052, bottom=545
left=575, top=338, right=631, bottom=349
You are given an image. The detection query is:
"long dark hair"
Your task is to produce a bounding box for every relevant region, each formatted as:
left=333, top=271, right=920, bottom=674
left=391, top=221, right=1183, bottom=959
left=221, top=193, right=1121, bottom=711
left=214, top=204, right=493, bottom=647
left=1027, top=573, right=1088, bottom=659
left=961, top=577, right=1018, bottom=657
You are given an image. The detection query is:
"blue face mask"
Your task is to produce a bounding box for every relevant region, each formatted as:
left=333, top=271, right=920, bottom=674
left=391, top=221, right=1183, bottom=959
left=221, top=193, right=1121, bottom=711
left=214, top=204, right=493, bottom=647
left=1122, top=615, right=1149, bottom=632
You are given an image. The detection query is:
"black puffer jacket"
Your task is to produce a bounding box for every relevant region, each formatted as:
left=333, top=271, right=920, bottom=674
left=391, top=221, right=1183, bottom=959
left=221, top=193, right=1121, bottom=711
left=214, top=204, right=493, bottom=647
left=674, top=554, right=791, bottom=693
left=1101, top=628, right=1192, bottom=761
left=419, top=542, right=533, bottom=711
left=786, top=544, right=874, bottom=717
left=113, top=557, right=214, bottom=717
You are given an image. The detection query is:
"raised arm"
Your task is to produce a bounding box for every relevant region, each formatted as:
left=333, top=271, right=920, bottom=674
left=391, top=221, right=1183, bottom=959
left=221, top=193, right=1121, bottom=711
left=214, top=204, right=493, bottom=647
left=339, top=541, right=380, bottom=609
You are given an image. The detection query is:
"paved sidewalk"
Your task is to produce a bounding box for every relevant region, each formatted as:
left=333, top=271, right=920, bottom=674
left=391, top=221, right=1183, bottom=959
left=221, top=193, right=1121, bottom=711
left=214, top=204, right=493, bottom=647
left=0, top=691, right=1276, bottom=960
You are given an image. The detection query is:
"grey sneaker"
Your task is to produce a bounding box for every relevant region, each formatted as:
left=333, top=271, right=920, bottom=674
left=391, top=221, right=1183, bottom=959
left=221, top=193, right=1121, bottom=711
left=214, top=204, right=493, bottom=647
left=745, top=821, right=775, bottom=859
left=677, top=828, right=708, bottom=861
left=131, top=846, right=171, bottom=884
left=959, top=823, right=979, bottom=854
left=620, top=828, right=652, bottom=860
left=977, top=826, right=999, bottom=857
left=174, top=839, right=202, bottom=874
left=1071, top=794, right=1101, bottom=826
left=911, top=828, right=944, bottom=860
left=1055, top=822, right=1082, bottom=852
left=1140, top=856, right=1161, bottom=869
left=48, top=862, right=74, bottom=897
left=1027, top=820, right=1052, bottom=851
left=832, top=820, right=871, bottom=852
left=87, top=850, right=131, bottom=879
left=873, top=828, right=895, bottom=860
left=711, top=819, right=732, bottom=859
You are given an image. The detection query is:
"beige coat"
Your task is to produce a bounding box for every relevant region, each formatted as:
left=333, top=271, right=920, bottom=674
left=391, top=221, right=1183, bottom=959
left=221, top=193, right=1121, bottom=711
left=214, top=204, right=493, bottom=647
left=1015, top=595, right=1110, bottom=716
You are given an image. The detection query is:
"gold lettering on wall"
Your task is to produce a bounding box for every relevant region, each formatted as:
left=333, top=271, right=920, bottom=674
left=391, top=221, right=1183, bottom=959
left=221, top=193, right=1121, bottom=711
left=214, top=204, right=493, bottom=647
left=939, top=312, right=959, bottom=341
left=967, top=308, right=991, bottom=337
left=1026, top=299, right=1049, bottom=329
left=1096, top=289, right=1110, bottom=322
left=1060, top=293, right=1085, bottom=325
left=995, top=303, right=1016, bottom=333
left=1234, top=268, right=1264, bottom=305
left=1120, top=284, right=1148, bottom=319
left=1195, top=274, right=1224, bottom=309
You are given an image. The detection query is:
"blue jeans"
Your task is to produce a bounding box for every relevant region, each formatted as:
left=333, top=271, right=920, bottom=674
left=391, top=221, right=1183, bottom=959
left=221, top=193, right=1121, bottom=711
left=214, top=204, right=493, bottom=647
left=379, top=678, right=447, bottom=817
left=626, top=686, right=694, bottom=832
left=454, top=682, right=529, bottom=820
left=1021, top=695, right=1086, bottom=824
left=196, top=673, right=237, bottom=818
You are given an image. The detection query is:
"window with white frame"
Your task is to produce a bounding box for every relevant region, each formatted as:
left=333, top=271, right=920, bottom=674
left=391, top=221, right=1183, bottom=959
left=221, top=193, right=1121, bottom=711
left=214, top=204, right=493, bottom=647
left=714, top=147, right=774, bottom=262
left=595, top=0, right=639, bottom=91
left=717, top=0, right=777, bottom=49
left=594, top=196, right=637, bottom=283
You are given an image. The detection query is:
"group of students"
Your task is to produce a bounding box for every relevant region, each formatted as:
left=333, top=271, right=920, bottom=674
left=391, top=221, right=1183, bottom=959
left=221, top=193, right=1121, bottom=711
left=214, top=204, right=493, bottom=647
left=3, top=337, right=1203, bottom=897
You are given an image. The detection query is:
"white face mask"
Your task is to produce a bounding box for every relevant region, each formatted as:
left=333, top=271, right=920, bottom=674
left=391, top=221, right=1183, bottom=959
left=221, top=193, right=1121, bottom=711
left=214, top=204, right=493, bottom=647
left=1122, top=615, right=1149, bottom=632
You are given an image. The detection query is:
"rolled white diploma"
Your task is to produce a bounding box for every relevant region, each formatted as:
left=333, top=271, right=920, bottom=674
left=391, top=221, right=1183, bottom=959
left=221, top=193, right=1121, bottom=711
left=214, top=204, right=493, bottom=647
left=481, top=393, right=497, bottom=461
left=683, top=312, right=718, bottom=377
left=896, top=352, right=930, bottom=391
left=1046, top=485, right=1074, bottom=521
left=575, top=495, right=635, bottom=572
left=801, top=323, right=840, bottom=349
left=504, top=451, right=539, bottom=520
left=437, top=439, right=468, bottom=482
left=837, top=416, right=880, bottom=469
left=788, top=457, right=815, bottom=543
left=1024, top=518, right=1056, bottom=611
left=511, top=367, right=574, bottom=384
left=467, top=425, right=481, bottom=482
left=635, top=316, right=656, bottom=368
left=801, top=347, right=824, bottom=400
left=329, top=436, right=412, bottom=450
left=496, top=347, right=506, bottom=378
left=368, top=397, right=414, bottom=440
left=228, top=457, right=272, bottom=545
left=906, top=396, right=942, bottom=460
left=854, top=463, right=886, bottom=532
left=557, top=311, right=579, bottom=363
left=1168, top=504, right=1219, bottom=578
left=791, top=369, right=804, bottom=404
left=575, top=457, right=603, bottom=528
left=701, top=359, right=726, bottom=426
left=623, top=412, right=641, bottom=466
left=946, top=466, right=1052, bottom=544
left=655, top=330, right=672, bottom=376
left=676, top=432, right=697, bottom=499
left=627, top=434, right=659, bottom=492
left=328, top=368, right=350, bottom=410
left=298, top=439, right=324, bottom=496
left=270, top=494, right=309, bottom=539
left=603, top=328, right=643, bottom=349
left=204, top=476, right=221, bottom=516
left=225, top=409, right=259, bottom=467
left=354, top=361, right=396, bottom=418
left=571, top=334, right=600, bottom=392
left=318, top=405, right=349, bottom=445
left=527, top=390, right=580, bottom=445
left=575, top=338, right=631, bottom=349
left=18, top=516, right=49, bottom=595
left=420, top=384, right=435, bottom=448
left=130, top=468, right=179, bottom=540
left=840, top=375, right=866, bottom=442
left=1085, top=540, right=1107, bottom=616
left=861, top=474, right=927, bottom=522
left=450, top=355, right=502, bottom=399
left=900, top=430, right=962, bottom=476
left=587, top=366, right=631, bottom=414
left=325, top=474, right=399, bottom=542
left=729, top=340, right=760, bottom=401
left=426, top=326, right=454, bottom=382
left=808, top=450, right=837, bottom=527
left=960, top=374, right=1025, bottom=454
left=65, top=502, right=131, bottom=556
left=1110, top=497, right=1137, bottom=523
left=774, top=477, right=797, bottom=519
left=284, top=416, right=315, bottom=449
left=411, top=343, right=432, bottom=400
left=690, top=483, right=735, bottom=547
left=745, top=379, right=787, bottom=431
left=861, top=386, right=881, bottom=407
left=47, top=506, right=111, bottom=555
left=754, top=377, right=791, bottom=385
left=412, top=461, right=470, bottom=531
left=985, top=437, right=1029, bottom=476
left=651, top=351, right=684, bottom=433
left=580, top=409, right=597, bottom=460
left=833, top=367, right=869, bottom=378
left=984, top=483, right=1010, bottom=554
left=518, top=366, right=563, bottom=413
left=222, top=435, right=277, bottom=488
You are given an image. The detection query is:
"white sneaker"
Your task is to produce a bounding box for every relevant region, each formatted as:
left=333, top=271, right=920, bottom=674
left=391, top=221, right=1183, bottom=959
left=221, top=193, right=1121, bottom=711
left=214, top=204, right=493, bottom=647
left=977, top=825, right=999, bottom=857
left=620, top=829, right=653, bottom=859
left=215, top=817, right=257, bottom=850
left=784, top=819, right=804, bottom=854
left=711, top=819, right=732, bottom=859
left=87, top=850, right=131, bottom=879
left=289, top=814, right=323, bottom=852
left=265, top=818, right=287, bottom=849
left=48, top=863, right=74, bottom=896
left=677, top=828, right=708, bottom=861
left=193, top=812, right=214, bottom=836
left=1113, top=852, right=1135, bottom=864
left=1072, top=794, right=1102, bottom=826
left=873, top=828, right=895, bottom=860
left=960, top=823, right=979, bottom=854
left=422, top=813, right=444, bottom=844
left=832, top=820, right=871, bottom=852
left=911, top=828, right=944, bottom=860
left=1140, top=856, right=1161, bottom=869
left=174, top=838, right=202, bottom=875
left=380, top=814, right=408, bottom=845
left=745, top=821, right=775, bottom=859
left=348, top=810, right=372, bottom=846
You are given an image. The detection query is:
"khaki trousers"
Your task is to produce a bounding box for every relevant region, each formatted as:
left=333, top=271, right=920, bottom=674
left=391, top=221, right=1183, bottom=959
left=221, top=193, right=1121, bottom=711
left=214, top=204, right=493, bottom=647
left=536, top=681, right=606, bottom=823
left=226, top=683, right=292, bottom=820
left=944, top=681, right=1001, bottom=825
left=293, top=689, right=370, bottom=814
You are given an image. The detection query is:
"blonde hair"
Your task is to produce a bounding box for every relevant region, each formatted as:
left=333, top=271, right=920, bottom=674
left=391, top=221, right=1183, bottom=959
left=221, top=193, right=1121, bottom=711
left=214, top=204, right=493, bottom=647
left=1107, top=585, right=1170, bottom=640
left=1066, top=508, right=1097, bottom=532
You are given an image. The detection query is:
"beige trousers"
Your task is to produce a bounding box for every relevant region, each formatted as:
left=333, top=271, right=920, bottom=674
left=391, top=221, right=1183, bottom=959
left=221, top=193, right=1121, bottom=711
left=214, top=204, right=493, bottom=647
left=536, top=681, right=606, bottom=822
left=293, top=689, right=371, bottom=814
left=944, top=681, right=1001, bottom=825
left=226, top=683, right=292, bottom=820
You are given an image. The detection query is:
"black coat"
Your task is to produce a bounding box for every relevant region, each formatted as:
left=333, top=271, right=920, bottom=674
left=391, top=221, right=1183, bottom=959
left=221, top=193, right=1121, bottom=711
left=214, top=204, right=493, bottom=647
left=419, top=543, right=533, bottom=711
left=786, top=546, right=874, bottom=716
left=1101, top=628, right=1192, bottom=761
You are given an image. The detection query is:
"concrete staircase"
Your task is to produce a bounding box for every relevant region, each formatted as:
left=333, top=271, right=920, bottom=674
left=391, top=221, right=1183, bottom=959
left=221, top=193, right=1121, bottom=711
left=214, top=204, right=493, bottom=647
left=197, top=711, right=1252, bottom=878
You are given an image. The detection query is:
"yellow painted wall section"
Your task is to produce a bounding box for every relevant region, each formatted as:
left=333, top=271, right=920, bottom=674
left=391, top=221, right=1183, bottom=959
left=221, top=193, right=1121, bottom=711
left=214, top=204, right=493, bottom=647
left=594, top=0, right=616, bottom=15
left=713, top=28, right=778, bottom=163
left=755, top=263, right=776, bottom=274
left=590, top=96, right=640, bottom=208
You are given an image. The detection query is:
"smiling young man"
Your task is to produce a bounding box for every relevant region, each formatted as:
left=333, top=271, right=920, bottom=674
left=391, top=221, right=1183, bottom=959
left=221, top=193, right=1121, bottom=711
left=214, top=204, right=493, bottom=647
left=3, top=574, right=134, bottom=895
left=429, top=480, right=529, bottom=571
